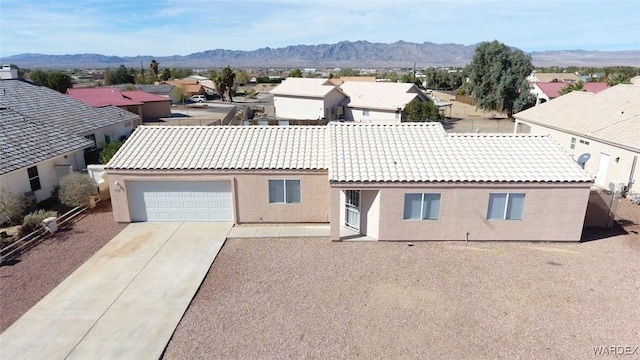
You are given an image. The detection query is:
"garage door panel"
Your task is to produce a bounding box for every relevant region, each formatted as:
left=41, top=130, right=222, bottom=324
left=128, top=181, right=233, bottom=222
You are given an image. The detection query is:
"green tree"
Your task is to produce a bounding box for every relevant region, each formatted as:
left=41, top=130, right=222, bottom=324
left=559, top=80, right=585, bottom=95
left=468, top=40, right=534, bottom=119
left=213, top=77, right=227, bottom=101
left=221, top=66, right=236, bottom=102
left=105, top=65, right=135, bottom=85
left=47, top=72, right=73, bottom=93
left=28, top=69, right=49, bottom=86
left=150, top=60, right=159, bottom=82
left=170, top=68, right=193, bottom=79
left=339, top=68, right=359, bottom=77
left=99, top=140, right=125, bottom=164
left=160, top=68, right=171, bottom=81
left=404, top=99, right=443, bottom=123
left=235, top=69, right=250, bottom=84
left=174, top=85, right=189, bottom=104
left=289, top=68, right=303, bottom=78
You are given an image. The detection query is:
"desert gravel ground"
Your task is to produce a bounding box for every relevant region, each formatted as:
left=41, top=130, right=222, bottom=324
left=0, top=201, right=127, bottom=332
left=164, top=200, right=639, bottom=360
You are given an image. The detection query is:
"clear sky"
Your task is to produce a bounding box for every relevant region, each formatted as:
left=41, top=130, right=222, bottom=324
left=1, top=0, right=639, bottom=58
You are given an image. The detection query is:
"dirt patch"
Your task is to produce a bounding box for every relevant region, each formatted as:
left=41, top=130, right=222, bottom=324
left=164, top=229, right=640, bottom=359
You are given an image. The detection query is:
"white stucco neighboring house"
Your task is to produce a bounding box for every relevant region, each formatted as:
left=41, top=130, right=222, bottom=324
left=514, top=84, right=640, bottom=194
left=339, top=81, right=429, bottom=123
left=270, top=78, right=348, bottom=120
left=1, top=78, right=141, bottom=203
left=1, top=108, right=92, bottom=206
left=1, top=79, right=140, bottom=164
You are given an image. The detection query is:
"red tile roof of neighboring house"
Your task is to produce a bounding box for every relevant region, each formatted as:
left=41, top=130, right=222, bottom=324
left=121, top=90, right=171, bottom=103
left=67, top=88, right=142, bottom=107
left=583, top=82, right=610, bottom=93
left=536, top=82, right=609, bottom=99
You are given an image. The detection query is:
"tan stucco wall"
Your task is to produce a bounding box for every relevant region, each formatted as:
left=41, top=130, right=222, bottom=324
left=106, top=170, right=330, bottom=223
left=330, top=183, right=591, bottom=242
left=141, top=101, right=171, bottom=119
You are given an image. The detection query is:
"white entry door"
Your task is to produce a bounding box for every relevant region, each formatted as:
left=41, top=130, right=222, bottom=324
left=344, top=190, right=361, bottom=232
left=128, top=181, right=233, bottom=222
left=594, top=153, right=610, bottom=187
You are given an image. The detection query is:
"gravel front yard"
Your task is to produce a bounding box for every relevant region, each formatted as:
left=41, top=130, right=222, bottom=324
left=0, top=201, right=127, bottom=332
left=164, top=201, right=640, bottom=359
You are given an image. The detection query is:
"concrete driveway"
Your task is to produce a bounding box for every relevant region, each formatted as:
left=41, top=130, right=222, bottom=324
left=0, top=222, right=232, bottom=360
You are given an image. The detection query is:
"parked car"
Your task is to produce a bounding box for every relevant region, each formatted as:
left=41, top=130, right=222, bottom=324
left=189, top=95, right=206, bottom=103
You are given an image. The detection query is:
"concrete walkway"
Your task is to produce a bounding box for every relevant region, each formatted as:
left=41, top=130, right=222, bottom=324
left=228, top=224, right=330, bottom=238
left=0, top=222, right=232, bottom=360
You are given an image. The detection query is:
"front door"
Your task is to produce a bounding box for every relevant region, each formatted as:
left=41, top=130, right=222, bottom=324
left=595, top=153, right=610, bottom=187
left=345, top=190, right=361, bottom=232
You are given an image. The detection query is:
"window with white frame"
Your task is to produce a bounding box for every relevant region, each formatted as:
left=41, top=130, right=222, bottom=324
left=27, top=166, right=41, bottom=191
left=487, top=193, right=526, bottom=220
left=570, top=137, right=576, bottom=149
left=269, top=179, right=300, bottom=204
left=363, top=108, right=370, bottom=116
left=403, top=193, right=441, bottom=220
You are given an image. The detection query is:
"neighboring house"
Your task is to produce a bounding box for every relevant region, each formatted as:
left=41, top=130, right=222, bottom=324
left=514, top=84, right=640, bottom=193
left=67, top=88, right=143, bottom=117
left=527, top=72, right=579, bottom=83
left=120, top=90, right=171, bottom=119
left=328, top=76, right=376, bottom=86
left=162, top=79, right=203, bottom=97
left=1, top=78, right=140, bottom=176
left=339, top=81, right=429, bottom=123
left=117, top=84, right=179, bottom=103
left=270, top=78, right=348, bottom=120
left=71, top=87, right=171, bottom=120
left=106, top=123, right=592, bottom=242
left=0, top=108, right=92, bottom=205
left=530, top=82, right=609, bottom=105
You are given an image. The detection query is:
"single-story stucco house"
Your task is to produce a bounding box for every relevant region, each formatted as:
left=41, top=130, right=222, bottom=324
left=338, top=81, right=429, bottom=123
left=1, top=78, right=140, bottom=203
left=106, top=123, right=593, bottom=242
left=271, top=78, right=348, bottom=120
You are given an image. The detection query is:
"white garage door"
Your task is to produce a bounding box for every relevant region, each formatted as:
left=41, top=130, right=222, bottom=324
left=128, top=181, right=233, bottom=222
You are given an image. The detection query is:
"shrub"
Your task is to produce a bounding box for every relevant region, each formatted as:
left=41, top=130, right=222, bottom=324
left=19, top=209, right=58, bottom=237
left=58, top=173, right=98, bottom=207
left=99, top=140, right=125, bottom=164
left=0, top=188, right=26, bottom=226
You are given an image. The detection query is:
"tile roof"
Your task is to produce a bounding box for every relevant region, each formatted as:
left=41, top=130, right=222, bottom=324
left=118, top=84, right=176, bottom=95
left=1, top=108, right=92, bottom=175
left=106, top=126, right=327, bottom=171
left=67, top=88, right=143, bottom=107
left=535, top=82, right=608, bottom=99
left=107, top=123, right=591, bottom=184
left=328, top=123, right=591, bottom=183
left=0, top=79, right=140, bottom=136
left=164, top=79, right=199, bottom=86
left=529, top=72, right=580, bottom=83
left=121, top=90, right=171, bottom=103
left=516, top=84, right=640, bottom=152
left=270, top=78, right=342, bottom=98
left=339, top=81, right=427, bottom=111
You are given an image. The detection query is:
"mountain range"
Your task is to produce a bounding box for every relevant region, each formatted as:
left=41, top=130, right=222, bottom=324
left=2, top=41, right=638, bottom=69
